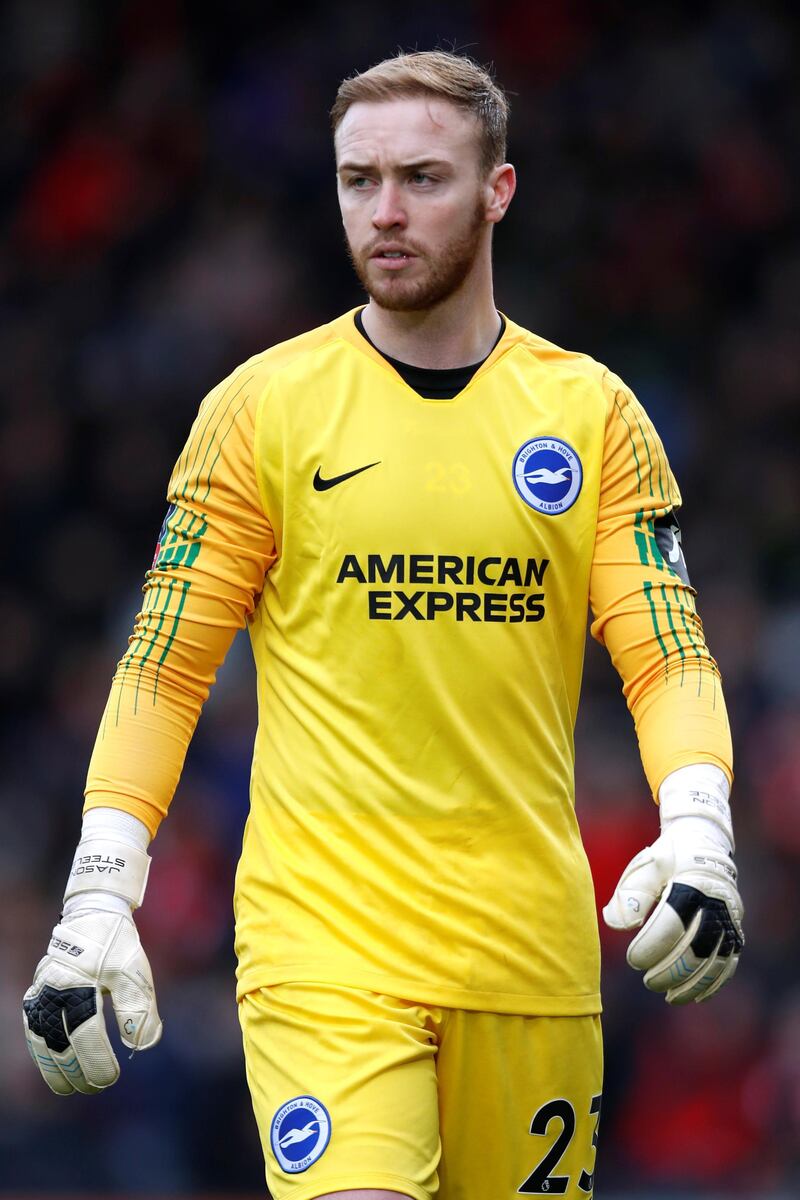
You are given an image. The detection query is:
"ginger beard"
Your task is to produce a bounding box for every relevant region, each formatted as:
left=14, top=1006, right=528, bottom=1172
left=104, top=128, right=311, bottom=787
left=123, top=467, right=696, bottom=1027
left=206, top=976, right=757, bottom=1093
left=345, top=194, right=488, bottom=312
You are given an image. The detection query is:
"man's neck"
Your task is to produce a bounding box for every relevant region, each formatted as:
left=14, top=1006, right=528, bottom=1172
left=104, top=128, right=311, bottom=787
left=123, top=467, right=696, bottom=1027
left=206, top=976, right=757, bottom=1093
left=360, top=285, right=502, bottom=370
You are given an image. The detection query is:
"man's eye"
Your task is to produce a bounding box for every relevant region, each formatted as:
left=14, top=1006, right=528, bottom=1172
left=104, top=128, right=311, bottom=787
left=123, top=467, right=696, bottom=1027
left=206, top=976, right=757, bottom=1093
left=411, top=172, right=432, bottom=184
left=350, top=176, right=371, bottom=188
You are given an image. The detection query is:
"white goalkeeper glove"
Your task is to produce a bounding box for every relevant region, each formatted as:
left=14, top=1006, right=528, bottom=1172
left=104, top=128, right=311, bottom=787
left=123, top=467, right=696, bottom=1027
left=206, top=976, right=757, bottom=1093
left=603, top=764, right=744, bottom=1004
left=23, top=808, right=162, bottom=1094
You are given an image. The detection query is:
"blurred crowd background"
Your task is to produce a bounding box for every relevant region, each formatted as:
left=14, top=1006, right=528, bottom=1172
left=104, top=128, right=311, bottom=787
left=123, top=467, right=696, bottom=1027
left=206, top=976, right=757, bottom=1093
left=1, top=0, right=798, bottom=1196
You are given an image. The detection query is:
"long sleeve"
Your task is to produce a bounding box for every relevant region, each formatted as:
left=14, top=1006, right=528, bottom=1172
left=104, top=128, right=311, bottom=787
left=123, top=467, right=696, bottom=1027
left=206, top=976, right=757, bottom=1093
left=84, top=361, right=276, bottom=837
left=589, top=371, right=732, bottom=798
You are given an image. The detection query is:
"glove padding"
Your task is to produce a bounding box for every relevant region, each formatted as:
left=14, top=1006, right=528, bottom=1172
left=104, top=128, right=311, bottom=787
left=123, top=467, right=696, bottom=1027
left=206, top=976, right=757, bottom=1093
left=23, top=909, right=162, bottom=1095
left=603, top=825, right=744, bottom=1004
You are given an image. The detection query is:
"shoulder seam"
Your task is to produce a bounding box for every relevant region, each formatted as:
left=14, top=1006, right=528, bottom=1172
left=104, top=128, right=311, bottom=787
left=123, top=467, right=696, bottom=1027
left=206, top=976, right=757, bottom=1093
left=249, top=328, right=351, bottom=520
left=601, top=366, right=631, bottom=422
left=507, top=339, right=615, bottom=409
left=246, top=326, right=347, bottom=388
left=252, top=386, right=272, bottom=522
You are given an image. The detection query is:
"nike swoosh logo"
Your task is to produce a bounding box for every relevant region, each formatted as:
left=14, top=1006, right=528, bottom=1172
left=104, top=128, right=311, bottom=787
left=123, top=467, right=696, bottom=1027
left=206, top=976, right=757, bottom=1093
left=313, top=461, right=381, bottom=491
left=667, top=530, right=681, bottom=563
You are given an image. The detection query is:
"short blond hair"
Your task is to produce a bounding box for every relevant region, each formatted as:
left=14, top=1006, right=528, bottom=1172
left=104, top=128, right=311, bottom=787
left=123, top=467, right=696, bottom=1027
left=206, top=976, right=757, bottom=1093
left=331, top=50, right=509, bottom=174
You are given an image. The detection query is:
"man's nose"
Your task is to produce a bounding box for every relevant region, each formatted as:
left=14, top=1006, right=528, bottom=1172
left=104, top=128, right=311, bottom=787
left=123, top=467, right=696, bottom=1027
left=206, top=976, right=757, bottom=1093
left=372, top=182, right=407, bottom=230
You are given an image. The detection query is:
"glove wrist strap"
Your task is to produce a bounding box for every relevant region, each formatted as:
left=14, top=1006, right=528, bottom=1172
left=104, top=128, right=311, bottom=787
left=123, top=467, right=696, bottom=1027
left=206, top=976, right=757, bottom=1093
left=64, top=839, right=151, bottom=909
left=658, top=763, right=734, bottom=850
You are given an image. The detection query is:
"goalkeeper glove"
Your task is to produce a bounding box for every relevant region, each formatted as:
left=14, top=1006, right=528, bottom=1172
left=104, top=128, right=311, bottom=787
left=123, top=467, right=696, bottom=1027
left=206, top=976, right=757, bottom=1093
left=23, top=808, right=161, bottom=1094
left=603, top=764, right=744, bottom=1004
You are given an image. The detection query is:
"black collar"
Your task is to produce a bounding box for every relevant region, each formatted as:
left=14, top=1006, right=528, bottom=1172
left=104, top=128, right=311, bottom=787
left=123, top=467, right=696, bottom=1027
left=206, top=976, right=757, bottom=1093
left=354, top=309, right=506, bottom=399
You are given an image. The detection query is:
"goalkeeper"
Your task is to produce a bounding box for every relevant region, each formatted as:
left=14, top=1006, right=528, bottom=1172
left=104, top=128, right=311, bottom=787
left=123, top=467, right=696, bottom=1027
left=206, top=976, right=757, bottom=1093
left=23, top=49, right=742, bottom=1200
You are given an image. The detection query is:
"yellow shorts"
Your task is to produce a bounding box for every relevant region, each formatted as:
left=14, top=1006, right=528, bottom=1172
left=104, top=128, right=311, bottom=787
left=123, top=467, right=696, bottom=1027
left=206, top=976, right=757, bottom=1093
left=238, top=982, right=603, bottom=1200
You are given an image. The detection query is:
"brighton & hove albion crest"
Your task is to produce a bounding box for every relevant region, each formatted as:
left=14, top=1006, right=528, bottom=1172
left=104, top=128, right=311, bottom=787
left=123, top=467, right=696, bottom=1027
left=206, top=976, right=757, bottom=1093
left=270, top=1095, right=331, bottom=1174
left=512, top=437, right=583, bottom=514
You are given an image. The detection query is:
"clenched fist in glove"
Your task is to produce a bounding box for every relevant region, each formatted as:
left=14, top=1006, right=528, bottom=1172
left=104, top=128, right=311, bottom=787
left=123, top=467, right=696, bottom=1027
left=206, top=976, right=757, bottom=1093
left=603, top=764, right=744, bottom=1005
left=23, top=809, right=161, bottom=1094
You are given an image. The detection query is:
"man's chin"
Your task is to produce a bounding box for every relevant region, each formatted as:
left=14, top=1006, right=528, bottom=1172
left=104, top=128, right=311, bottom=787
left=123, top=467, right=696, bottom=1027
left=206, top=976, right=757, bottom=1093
left=351, top=241, right=481, bottom=312
left=368, top=288, right=432, bottom=313
left=364, top=272, right=451, bottom=314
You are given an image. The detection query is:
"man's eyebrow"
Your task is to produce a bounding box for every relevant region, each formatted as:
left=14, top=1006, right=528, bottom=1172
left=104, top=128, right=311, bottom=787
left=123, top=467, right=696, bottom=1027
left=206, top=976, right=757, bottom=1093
left=337, top=157, right=452, bottom=174
left=336, top=160, right=372, bottom=175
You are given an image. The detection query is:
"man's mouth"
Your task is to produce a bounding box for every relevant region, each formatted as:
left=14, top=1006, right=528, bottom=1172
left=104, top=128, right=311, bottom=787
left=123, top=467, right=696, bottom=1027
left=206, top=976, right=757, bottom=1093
left=371, top=248, right=417, bottom=270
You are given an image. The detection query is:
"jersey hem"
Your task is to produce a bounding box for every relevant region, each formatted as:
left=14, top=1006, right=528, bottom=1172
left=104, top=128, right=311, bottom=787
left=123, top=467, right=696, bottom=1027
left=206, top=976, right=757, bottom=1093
left=274, top=1171, right=432, bottom=1200
left=236, top=964, right=602, bottom=1016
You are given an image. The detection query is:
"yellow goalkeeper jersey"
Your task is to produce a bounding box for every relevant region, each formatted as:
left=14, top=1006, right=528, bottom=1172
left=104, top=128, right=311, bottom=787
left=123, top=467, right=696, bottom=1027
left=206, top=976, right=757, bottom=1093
left=85, top=309, right=732, bottom=1015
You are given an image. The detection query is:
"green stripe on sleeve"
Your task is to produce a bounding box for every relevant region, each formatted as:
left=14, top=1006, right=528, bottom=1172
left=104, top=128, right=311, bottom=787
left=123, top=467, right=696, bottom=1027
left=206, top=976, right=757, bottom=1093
left=187, top=376, right=252, bottom=504
left=111, top=372, right=249, bottom=719
left=660, top=582, right=686, bottom=684
left=643, top=581, right=670, bottom=676
left=176, top=386, right=227, bottom=485
left=133, top=578, right=178, bottom=712
left=637, top=403, right=666, bottom=503
left=153, top=579, right=192, bottom=701
left=615, top=396, right=642, bottom=490
left=647, top=519, right=665, bottom=571
left=673, top=583, right=704, bottom=696
left=200, top=393, right=250, bottom=503
left=634, top=510, right=650, bottom=566
left=631, top=404, right=656, bottom=497
left=157, top=511, right=208, bottom=570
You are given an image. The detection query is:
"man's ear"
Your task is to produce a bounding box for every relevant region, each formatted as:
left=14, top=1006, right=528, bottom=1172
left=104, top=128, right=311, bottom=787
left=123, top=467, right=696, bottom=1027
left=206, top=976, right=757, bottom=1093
left=484, top=163, right=516, bottom=225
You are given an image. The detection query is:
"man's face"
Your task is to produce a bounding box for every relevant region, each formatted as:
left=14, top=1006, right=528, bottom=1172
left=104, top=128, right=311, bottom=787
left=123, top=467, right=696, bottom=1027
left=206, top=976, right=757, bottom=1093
left=335, top=96, right=492, bottom=312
